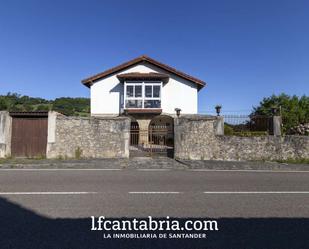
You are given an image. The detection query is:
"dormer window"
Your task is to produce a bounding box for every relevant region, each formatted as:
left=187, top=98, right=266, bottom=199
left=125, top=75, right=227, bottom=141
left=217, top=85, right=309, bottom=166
left=124, top=81, right=162, bottom=109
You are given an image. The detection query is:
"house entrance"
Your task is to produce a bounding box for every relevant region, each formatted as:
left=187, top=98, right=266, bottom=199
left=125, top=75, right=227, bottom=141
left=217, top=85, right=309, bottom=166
left=129, top=115, right=174, bottom=158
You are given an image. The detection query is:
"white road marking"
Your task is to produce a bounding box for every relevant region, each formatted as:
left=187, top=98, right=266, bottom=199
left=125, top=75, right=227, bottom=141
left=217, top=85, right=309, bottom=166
left=137, top=169, right=171, bottom=171
left=0, top=169, right=122, bottom=171
left=129, top=191, right=181, bottom=194
left=203, top=191, right=309, bottom=194
left=0, top=192, right=97, bottom=195
left=190, top=169, right=309, bottom=173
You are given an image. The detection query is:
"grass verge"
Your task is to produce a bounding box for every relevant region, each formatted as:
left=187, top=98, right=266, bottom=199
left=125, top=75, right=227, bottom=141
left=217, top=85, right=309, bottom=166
left=276, top=158, right=309, bottom=164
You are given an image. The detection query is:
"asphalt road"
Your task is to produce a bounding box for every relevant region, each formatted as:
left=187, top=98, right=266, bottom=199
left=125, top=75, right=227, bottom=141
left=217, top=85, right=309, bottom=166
left=1, top=168, right=309, bottom=248
left=0, top=168, right=309, bottom=218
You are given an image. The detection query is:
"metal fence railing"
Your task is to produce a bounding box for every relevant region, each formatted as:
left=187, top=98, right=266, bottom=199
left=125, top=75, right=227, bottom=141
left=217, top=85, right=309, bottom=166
left=223, top=115, right=272, bottom=136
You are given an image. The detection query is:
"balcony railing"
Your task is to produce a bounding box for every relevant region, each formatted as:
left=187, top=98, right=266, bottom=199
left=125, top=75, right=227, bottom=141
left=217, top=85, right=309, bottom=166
left=125, top=99, right=161, bottom=109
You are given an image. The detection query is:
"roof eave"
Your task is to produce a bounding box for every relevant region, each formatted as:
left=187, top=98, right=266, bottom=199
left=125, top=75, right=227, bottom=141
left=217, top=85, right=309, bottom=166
left=81, top=55, right=206, bottom=89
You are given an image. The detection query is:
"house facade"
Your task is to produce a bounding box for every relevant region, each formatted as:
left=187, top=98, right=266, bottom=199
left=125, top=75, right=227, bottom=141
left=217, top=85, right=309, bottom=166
left=82, top=55, right=205, bottom=150
left=82, top=55, right=205, bottom=116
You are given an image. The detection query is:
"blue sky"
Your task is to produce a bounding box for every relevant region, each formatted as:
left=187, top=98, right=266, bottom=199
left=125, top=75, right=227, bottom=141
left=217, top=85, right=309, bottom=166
left=0, top=0, right=308, bottom=114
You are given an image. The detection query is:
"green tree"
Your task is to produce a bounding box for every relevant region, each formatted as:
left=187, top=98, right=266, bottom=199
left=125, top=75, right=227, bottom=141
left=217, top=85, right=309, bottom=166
left=36, top=104, right=50, bottom=111
left=252, top=93, right=309, bottom=132
left=0, top=97, right=8, bottom=110
left=52, top=98, right=75, bottom=116
left=52, top=97, right=90, bottom=116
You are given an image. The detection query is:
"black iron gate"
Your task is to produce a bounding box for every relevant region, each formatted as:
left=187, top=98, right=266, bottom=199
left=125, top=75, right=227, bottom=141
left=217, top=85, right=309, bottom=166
left=130, top=125, right=174, bottom=158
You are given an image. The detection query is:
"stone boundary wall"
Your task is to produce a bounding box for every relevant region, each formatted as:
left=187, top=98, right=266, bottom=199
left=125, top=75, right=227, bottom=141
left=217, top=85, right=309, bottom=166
left=0, top=111, right=12, bottom=158
left=174, top=115, right=309, bottom=161
left=216, top=135, right=309, bottom=161
left=46, top=114, right=130, bottom=159
left=1, top=111, right=307, bottom=161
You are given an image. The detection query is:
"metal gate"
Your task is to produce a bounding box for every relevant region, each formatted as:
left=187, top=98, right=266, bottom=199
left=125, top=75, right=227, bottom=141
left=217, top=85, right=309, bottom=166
left=11, top=113, right=48, bottom=158
left=130, top=125, right=174, bottom=158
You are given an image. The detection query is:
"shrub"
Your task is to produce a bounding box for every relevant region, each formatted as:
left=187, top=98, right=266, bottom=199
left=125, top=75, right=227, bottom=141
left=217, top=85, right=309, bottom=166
left=224, top=124, right=234, bottom=135
left=233, top=131, right=268, bottom=137
left=75, top=147, right=83, bottom=159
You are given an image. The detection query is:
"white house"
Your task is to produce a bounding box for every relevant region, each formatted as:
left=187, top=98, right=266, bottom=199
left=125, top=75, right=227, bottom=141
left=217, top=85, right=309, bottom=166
left=82, top=55, right=206, bottom=147
left=82, top=55, right=205, bottom=115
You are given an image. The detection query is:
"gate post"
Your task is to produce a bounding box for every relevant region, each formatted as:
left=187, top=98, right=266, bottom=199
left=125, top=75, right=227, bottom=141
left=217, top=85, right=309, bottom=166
left=46, top=111, right=57, bottom=158
left=273, top=116, right=282, bottom=136
left=214, top=116, right=224, bottom=135
left=0, top=111, right=12, bottom=158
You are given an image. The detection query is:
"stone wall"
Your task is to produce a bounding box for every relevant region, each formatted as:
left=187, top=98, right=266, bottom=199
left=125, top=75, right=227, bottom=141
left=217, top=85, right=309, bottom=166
left=0, top=111, right=12, bottom=158
left=46, top=115, right=130, bottom=158
left=174, top=115, right=220, bottom=160
left=216, top=135, right=309, bottom=161
left=174, top=115, right=309, bottom=161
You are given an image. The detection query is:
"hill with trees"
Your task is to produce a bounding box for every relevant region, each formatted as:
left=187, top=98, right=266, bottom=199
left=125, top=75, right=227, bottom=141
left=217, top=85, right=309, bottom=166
left=0, top=93, right=90, bottom=116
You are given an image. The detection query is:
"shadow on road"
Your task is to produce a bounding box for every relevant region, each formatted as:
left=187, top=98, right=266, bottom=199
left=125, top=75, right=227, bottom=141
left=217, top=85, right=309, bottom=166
left=0, top=196, right=308, bottom=249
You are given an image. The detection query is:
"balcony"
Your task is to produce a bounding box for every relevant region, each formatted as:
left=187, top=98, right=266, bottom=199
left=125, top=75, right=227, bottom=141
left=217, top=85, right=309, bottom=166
left=123, top=81, right=162, bottom=113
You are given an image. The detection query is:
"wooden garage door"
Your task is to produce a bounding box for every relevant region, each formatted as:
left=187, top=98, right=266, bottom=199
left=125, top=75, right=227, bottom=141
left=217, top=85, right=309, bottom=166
left=11, top=117, right=48, bottom=157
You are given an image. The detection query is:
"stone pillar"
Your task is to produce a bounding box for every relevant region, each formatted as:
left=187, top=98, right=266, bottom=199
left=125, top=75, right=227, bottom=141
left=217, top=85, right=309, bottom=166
left=0, top=111, right=12, bottom=158
left=123, top=118, right=130, bottom=158
left=273, top=116, right=282, bottom=136
left=135, top=118, right=151, bottom=145
left=46, top=111, right=57, bottom=158
left=47, top=111, right=57, bottom=143
left=214, top=116, right=224, bottom=135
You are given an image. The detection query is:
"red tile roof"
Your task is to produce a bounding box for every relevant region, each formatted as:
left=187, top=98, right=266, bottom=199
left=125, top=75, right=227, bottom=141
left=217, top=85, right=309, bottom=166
left=81, top=55, right=206, bottom=90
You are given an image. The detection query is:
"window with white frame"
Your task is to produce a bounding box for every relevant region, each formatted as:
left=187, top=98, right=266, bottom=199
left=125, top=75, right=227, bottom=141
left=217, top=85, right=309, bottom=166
left=124, top=81, right=162, bottom=109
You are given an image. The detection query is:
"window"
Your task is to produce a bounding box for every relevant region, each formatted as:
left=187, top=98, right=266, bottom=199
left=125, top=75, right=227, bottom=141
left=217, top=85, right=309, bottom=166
left=126, top=84, right=142, bottom=98
left=145, top=85, right=161, bottom=98
left=124, top=81, right=162, bottom=109
left=144, top=99, right=160, bottom=108
left=126, top=86, right=133, bottom=97
left=144, top=83, right=161, bottom=108
left=153, top=86, right=160, bottom=97
left=145, top=85, right=152, bottom=97
left=126, top=99, right=143, bottom=108
left=125, top=83, right=143, bottom=108
left=135, top=85, right=142, bottom=97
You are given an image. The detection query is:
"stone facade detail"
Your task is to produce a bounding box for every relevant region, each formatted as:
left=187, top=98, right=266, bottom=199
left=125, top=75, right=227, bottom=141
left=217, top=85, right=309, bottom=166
left=46, top=115, right=130, bottom=159
left=174, top=115, right=309, bottom=161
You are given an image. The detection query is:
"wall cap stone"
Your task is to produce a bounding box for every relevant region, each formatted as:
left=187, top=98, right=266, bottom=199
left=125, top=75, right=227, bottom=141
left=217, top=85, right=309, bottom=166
left=56, top=115, right=130, bottom=121
left=177, top=114, right=217, bottom=121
